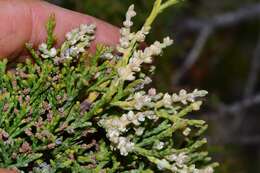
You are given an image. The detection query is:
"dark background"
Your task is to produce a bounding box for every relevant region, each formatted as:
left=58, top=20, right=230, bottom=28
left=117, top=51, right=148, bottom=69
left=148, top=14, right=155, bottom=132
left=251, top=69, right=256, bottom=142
left=48, top=1, right=260, bottom=172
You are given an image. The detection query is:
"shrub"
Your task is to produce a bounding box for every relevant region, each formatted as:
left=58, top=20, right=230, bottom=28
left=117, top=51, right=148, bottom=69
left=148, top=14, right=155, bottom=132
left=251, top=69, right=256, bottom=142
left=0, top=0, right=217, bottom=172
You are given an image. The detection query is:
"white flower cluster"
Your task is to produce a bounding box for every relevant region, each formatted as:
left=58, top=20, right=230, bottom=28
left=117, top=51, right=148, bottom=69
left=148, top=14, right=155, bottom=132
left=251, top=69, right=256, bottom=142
left=117, top=89, right=202, bottom=114
left=156, top=158, right=199, bottom=173
left=132, top=90, right=176, bottom=110
left=33, top=162, right=52, bottom=173
left=117, top=5, right=151, bottom=53
left=199, top=167, right=214, bottom=173
left=39, top=43, right=57, bottom=59
left=38, top=24, right=95, bottom=62
left=172, top=89, right=208, bottom=105
left=133, top=92, right=152, bottom=110
left=154, top=155, right=214, bottom=173
left=162, top=93, right=173, bottom=108
left=183, top=127, right=191, bottom=136
left=166, top=152, right=189, bottom=168
left=118, top=37, right=173, bottom=81
left=101, top=52, right=114, bottom=60
left=100, top=110, right=157, bottom=156
left=117, top=65, right=135, bottom=81
left=151, top=89, right=207, bottom=109
left=117, top=137, right=134, bottom=156
left=134, top=127, right=145, bottom=136
left=156, top=152, right=214, bottom=173
left=61, top=24, right=96, bottom=59
left=154, top=141, right=165, bottom=150
left=118, top=5, right=136, bottom=50
left=116, top=4, right=173, bottom=81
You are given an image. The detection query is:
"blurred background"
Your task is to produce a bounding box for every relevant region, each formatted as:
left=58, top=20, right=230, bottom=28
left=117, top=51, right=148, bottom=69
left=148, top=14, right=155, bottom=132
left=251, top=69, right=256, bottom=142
left=48, top=0, right=260, bottom=172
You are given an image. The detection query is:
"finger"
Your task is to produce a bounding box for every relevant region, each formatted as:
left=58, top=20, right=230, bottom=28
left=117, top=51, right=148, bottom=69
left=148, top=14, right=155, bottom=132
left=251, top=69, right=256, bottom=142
left=0, top=0, right=119, bottom=60
left=0, top=169, right=17, bottom=173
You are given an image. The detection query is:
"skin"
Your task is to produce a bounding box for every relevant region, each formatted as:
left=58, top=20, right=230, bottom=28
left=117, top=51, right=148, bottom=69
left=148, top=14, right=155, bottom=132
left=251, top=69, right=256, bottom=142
left=0, top=0, right=119, bottom=60
left=0, top=0, right=119, bottom=172
left=0, top=169, right=16, bottom=173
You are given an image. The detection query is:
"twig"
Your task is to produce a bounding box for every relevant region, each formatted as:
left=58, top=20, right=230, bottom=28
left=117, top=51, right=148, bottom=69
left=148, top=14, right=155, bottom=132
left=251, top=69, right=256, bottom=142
left=172, top=3, right=260, bottom=85
left=184, top=3, right=260, bottom=30
left=178, top=3, right=260, bottom=147
left=244, top=32, right=260, bottom=98
left=172, top=26, right=212, bottom=84
left=217, top=93, right=260, bottom=115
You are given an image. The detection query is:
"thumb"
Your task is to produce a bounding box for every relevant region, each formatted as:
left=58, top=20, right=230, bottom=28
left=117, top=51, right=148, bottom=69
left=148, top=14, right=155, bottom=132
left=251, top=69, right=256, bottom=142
left=0, top=0, right=119, bottom=59
left=0, top=169, right=17, bottom=173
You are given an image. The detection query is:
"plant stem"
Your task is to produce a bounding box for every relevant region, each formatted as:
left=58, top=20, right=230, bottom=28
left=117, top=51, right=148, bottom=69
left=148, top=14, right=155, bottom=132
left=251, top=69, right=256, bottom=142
left=159, top=0, right=179, bottom=13
left=143, top=0, right=162, bottom=27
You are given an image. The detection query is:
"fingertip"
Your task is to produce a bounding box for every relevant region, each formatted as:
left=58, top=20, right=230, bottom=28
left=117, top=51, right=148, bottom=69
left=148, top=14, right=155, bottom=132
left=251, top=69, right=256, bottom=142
left=0, top=169, right=17, bottom=173
left=0, top=0, right=120, bottom=59
left=29, top=1, right=120, bottom=49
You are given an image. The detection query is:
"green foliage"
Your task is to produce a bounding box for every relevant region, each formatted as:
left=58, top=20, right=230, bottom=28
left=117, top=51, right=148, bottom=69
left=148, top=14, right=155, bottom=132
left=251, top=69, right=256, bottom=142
left=46, top=14, right=56, bottom=49
left=0, top=1, right=216, bottom=172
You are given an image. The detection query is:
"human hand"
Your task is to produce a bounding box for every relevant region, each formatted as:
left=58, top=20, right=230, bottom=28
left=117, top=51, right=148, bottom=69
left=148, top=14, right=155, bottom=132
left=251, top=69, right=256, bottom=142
left=0, top=0, right=119, bottom=60
left=0, top=169, right=16, bottom=173
left=0, top=0, right=119, bottom=172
